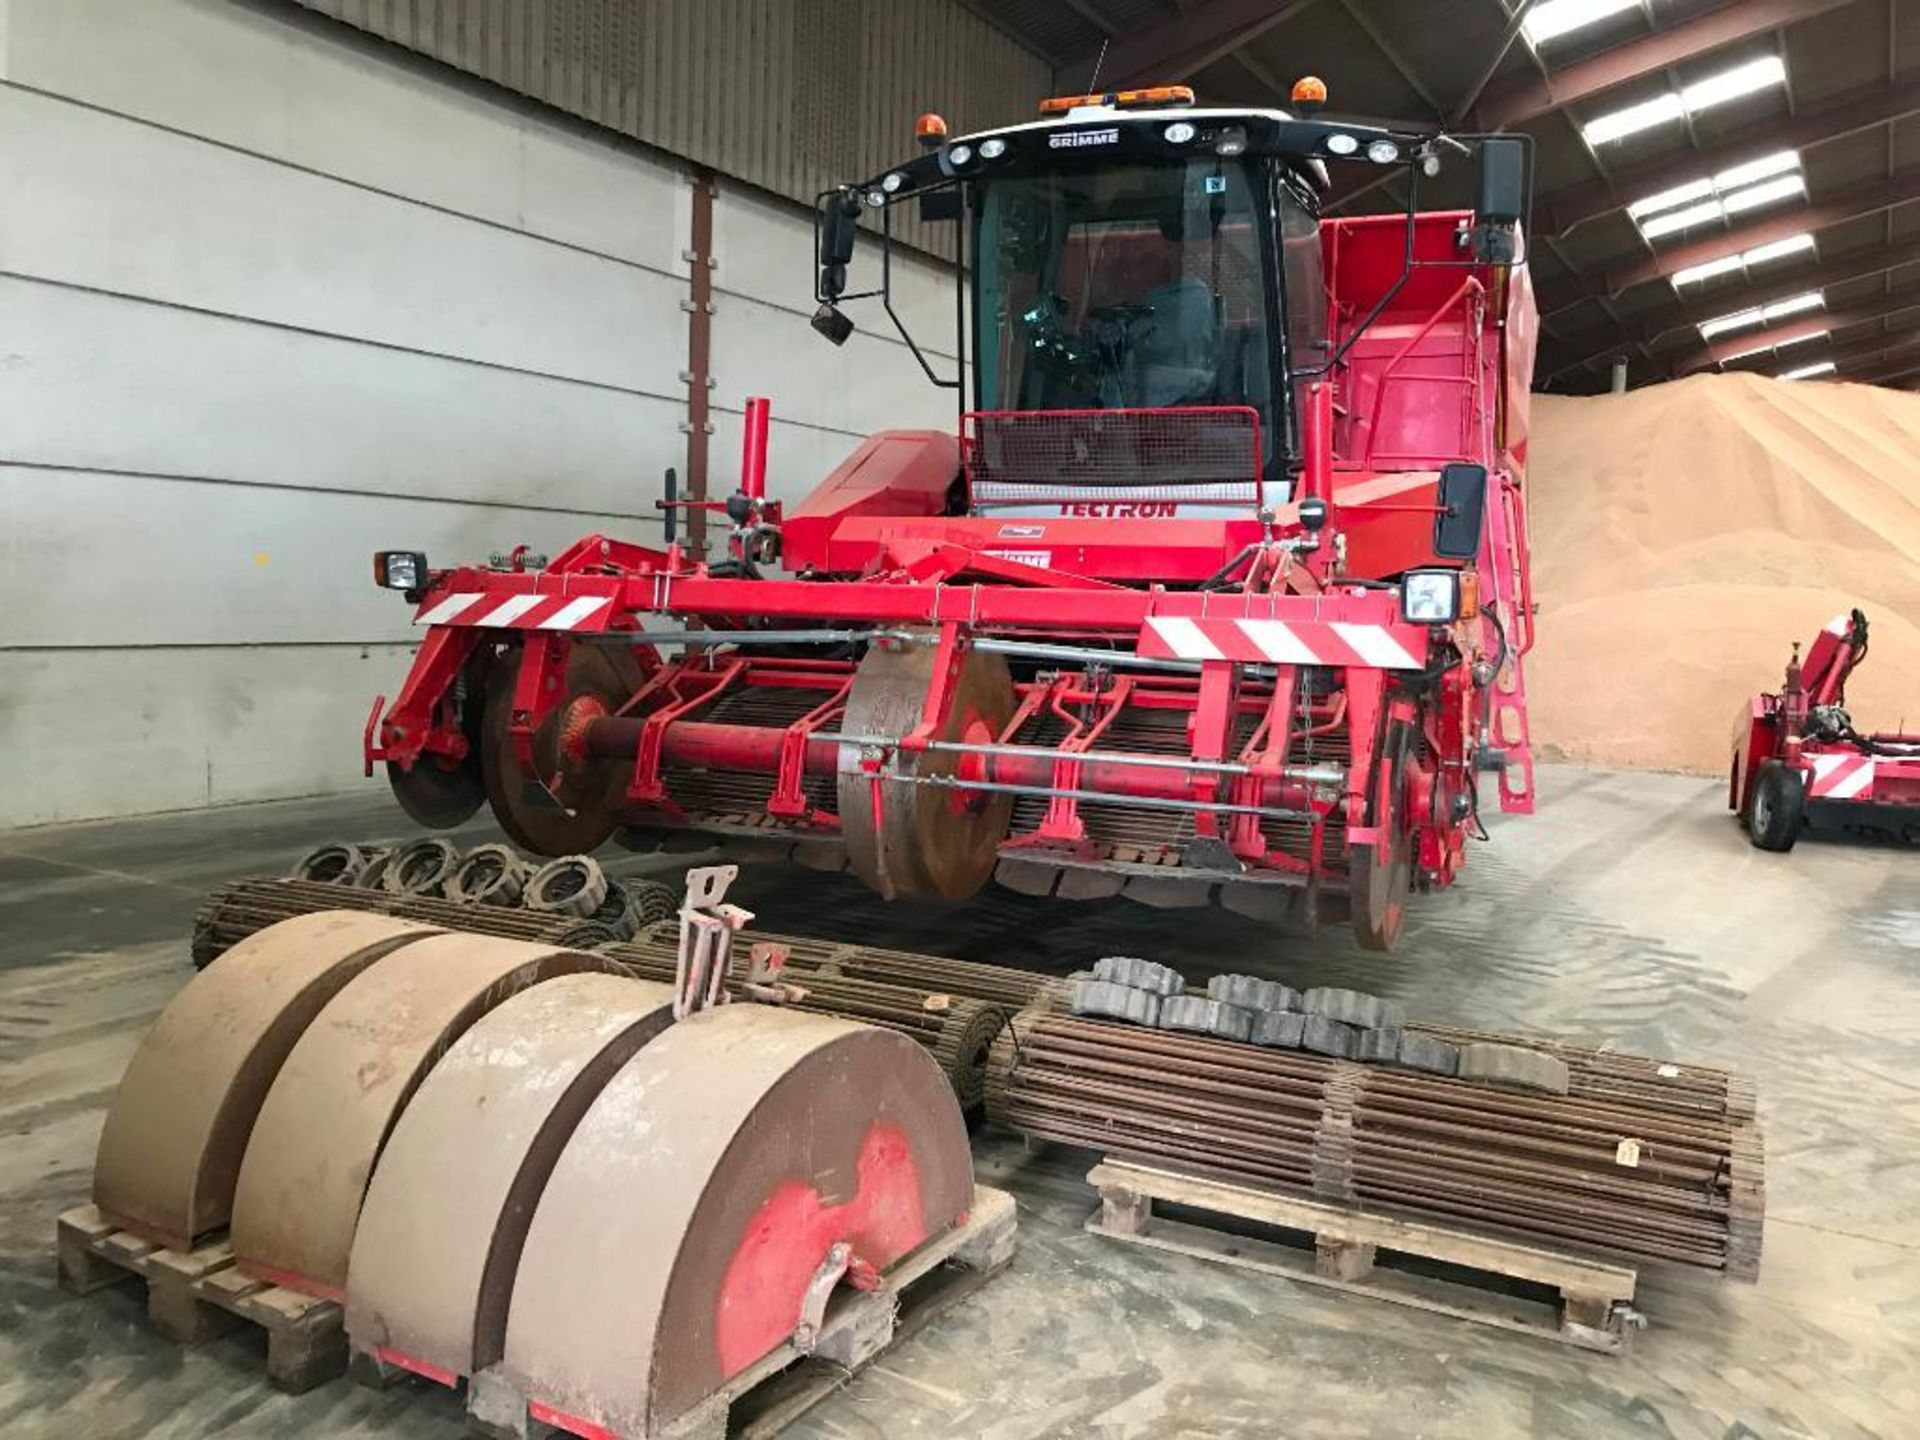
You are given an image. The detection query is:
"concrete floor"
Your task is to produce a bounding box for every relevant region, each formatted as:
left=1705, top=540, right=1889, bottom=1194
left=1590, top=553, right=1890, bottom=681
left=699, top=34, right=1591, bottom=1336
left=2, top=765, right=1916, bottom=1439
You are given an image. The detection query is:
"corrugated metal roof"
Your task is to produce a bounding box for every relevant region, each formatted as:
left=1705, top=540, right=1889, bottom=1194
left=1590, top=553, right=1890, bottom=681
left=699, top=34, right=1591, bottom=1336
left=292, top=0, right=1050, bottom=256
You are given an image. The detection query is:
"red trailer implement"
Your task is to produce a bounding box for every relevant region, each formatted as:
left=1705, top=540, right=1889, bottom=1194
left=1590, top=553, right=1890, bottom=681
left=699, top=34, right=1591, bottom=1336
left=366, top=83, right=1541, bottom=951
left=1731, top=609, right=1920, bottom=850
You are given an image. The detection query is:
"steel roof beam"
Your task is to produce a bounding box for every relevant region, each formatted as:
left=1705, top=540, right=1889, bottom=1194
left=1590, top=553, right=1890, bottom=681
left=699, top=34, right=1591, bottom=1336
left=1088, top=0, right=1321, bottom=91
left=1607, top=171, right=1920, bottom=297
left=1537, top=76, right=1920, bottom=236
left=1540, top=237, right=1920, bottom=377
left=1682, top=297, right=1920, bottom=373
left=1478, top=0, right=1852, bottom=131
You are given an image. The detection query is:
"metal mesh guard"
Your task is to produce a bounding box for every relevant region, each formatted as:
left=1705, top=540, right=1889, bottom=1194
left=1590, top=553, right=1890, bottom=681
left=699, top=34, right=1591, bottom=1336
left=963, top=407, right=1264, bottom=508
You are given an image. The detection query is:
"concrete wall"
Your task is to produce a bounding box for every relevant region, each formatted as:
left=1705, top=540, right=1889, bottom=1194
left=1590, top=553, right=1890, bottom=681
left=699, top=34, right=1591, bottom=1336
left=0, top=0, right=960, bottom=826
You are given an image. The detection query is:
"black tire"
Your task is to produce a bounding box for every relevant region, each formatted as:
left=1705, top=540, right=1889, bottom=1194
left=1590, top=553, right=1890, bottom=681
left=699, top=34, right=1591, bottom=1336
left=1747, top=761, right=1805, bottom=852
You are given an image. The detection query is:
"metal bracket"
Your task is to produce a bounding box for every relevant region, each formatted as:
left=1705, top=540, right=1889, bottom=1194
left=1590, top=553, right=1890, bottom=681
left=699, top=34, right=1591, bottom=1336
left=672, top=864, right=753, bottom=1020
left=792, top=1242, right=852, bottom=1353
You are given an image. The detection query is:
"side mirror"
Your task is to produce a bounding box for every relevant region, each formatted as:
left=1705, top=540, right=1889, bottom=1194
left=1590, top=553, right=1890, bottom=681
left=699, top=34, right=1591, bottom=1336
left=818, top=192, right=860, bottom=300
left=1434, top=462, right=1488, bottom=560
left=1474, top=136, right=1526, bottom=227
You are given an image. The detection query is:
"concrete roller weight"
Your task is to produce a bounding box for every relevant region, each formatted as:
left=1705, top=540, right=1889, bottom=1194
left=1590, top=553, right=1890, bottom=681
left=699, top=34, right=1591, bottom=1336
left=346, top=974, right=678, bottom=1382
left=229, top=935, right=607, bottom=1298
left=491, top=1007, right=974, bottom=1440
left=91, top=911, right=442, bottom=1251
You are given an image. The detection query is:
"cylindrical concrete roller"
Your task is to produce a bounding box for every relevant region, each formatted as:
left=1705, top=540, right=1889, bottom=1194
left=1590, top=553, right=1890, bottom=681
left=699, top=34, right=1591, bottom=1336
left=230, top=935, right=605, bottom=1298
left=91, top=911, right=440, bottom=1250
left=498, top=1007, right=972, bottom=1439
left=345, top=973, right=678, bottom=1383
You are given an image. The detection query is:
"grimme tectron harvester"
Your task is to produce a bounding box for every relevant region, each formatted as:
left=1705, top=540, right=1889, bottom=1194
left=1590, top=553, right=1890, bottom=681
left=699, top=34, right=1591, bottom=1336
left=1732, top=609, right=1920, bottom=850
left=368, top=80, right=1539, bottom=951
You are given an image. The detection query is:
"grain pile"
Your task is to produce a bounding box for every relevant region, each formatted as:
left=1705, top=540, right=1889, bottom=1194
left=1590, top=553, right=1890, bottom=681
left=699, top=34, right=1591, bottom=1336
left=1524, top=373, right=1920, bottom=774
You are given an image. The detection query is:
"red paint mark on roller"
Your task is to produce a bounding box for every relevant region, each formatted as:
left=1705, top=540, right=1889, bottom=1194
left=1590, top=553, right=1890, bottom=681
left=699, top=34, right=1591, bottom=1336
left=712, top=1121, right=927, bottom=1375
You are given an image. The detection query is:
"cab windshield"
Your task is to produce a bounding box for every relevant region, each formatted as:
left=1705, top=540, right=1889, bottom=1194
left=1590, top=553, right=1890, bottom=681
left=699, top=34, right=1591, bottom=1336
left=974, top=157, right=1274, bottom=422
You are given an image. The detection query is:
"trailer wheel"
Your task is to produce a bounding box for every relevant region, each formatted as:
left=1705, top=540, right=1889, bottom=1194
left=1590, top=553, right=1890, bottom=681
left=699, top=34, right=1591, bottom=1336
left=1747, top=761, right=1805, bottom=852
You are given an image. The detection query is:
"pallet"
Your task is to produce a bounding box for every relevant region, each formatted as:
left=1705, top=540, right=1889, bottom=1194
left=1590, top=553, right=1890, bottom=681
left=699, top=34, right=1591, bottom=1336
left=1085, top=1161, right=1639, bottom=1353
left=56, top=1205, right=346, bottom=1392
left=467, top=1183, right=1017, bottom=1440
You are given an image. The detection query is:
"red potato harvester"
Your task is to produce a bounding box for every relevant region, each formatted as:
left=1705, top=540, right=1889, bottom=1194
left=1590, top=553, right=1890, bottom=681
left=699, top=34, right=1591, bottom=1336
left=367, top=80, right=1542, bottom=952
left=1732, top=608, right=1920, bottom=850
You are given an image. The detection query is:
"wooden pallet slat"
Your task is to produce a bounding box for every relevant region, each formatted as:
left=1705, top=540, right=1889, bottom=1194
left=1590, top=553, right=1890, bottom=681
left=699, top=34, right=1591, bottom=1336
left=1085, top=1161, right=1640, bottom=1353
left=55, top=1206, right=347, bottom=1393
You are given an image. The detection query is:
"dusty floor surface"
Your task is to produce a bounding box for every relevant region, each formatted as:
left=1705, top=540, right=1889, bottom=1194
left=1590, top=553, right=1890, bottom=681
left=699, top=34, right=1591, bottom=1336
left=2, top=765, right=1916, bottom=1439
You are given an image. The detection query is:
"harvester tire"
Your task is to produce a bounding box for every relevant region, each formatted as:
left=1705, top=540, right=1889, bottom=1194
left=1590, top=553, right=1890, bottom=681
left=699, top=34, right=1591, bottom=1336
left=383, top=838, right=463, bottom=897
left=1747, top=761, right=1805, bottom=852
left=837, top=639, right=1016, bottom=902
left=525, top=856, right=610, bottom=918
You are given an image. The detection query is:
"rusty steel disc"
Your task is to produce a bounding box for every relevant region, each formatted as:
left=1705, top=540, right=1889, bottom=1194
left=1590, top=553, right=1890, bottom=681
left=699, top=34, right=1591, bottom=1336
left=481, top=643, right=636, bottom=856
left=498, top=1007, right=972, bottom=1439
left=837, top=640, right=1015, bottom=901
left=229, top=935, right=604, bottom=1298
left=344, top=973, right=677, bottom=1380
left=387, top=656, right=489, bottom=827
left=91, top=911, right=441, bottom=1250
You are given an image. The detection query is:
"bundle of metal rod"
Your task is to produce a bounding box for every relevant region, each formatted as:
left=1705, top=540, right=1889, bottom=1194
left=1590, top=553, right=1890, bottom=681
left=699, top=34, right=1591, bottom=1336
left=625, top=921, right=1059, bottom=1010
left=1012, top=983, right=1753, bottom=1122
left=190, top=879, right=613, bottom=967
left=989, top=1013, right=1763, bottom=1279
left=601, top=941, right=1008, bottom=1109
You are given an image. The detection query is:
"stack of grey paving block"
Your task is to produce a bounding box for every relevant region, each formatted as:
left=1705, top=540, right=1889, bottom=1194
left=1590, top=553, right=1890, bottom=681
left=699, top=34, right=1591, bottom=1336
left=1068, top=963, right=1563, bottom=1092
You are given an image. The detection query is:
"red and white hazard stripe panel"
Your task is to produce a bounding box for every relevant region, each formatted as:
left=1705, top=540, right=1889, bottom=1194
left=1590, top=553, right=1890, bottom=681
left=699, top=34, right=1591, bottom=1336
left=1805, top=752, right=1876, bottom=800
left=1139, top=616, right=1426, bottom=670
left=412, top=591, right=615, bottom=632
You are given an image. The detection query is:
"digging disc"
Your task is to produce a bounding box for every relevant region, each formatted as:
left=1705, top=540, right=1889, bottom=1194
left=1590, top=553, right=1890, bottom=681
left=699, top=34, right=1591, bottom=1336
left=229, top=935, right=605, bottom=1296
left=500, top=1008, right=973, bottom=1438
left=1351, top=721, right=1413, bottom=953
left=837, top=641, right=1015, bottom=901
left=387, top=664, right=488, bottom=828
left=91, top=911, right=441, bottom=1250
left=482, top=645, right=636, bottom=857
left=345, top=973, right=677, bottom=1378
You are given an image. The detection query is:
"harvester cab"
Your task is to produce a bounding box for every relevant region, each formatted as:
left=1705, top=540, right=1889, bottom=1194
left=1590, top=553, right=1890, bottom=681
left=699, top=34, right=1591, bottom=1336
left=367, top=79, right=1541, bottom=952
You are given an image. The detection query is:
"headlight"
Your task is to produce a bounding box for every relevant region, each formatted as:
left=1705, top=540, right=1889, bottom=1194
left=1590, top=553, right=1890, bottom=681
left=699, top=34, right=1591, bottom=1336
left=374, top=550, right=428, bottom=591
left=1366, top=138, right=1401, bottom=164
left=1401, top=570, right=1460, bottom=624
left=1163, top=121, right=1196, bottom=144
left=948, top=143, right=974, bottom=166
left=1325, top=132, right=1359, bottom=155
left=979, top=137, right=1007, bottom=158
left=881, top=171, right=906, bottom=192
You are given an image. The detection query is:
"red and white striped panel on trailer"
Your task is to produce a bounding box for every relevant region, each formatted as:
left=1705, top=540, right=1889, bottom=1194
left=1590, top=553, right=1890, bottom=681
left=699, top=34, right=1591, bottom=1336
left=1138, top=616, right=1427, bottom=670
left=1805, top=752, right=1877, bottom=800
left=411, top=591, right=615, bottom=632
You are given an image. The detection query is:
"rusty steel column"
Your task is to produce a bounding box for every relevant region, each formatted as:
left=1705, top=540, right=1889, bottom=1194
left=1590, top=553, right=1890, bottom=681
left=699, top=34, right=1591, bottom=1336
left=682, top=168, right=717, bottom=558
